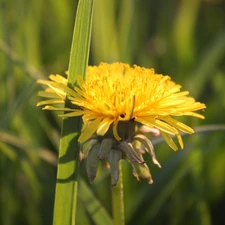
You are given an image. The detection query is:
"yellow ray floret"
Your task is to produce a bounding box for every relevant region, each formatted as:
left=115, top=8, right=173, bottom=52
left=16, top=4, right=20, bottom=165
left=37, top=62, right=206, bottom=150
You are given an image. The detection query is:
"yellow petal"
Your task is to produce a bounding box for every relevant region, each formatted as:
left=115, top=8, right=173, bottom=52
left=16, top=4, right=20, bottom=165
left=96, top=117, right=113, bottom=136
left=38, top=91, right=60, bottom=98
left=161, top=131, right=178, bottom=151
left=49, top=74, right=67, bottom=84
left=59, top=111, right=84, bottom=117
left=43, top=106, right=74, bottom=111
left=113, top=119, right=122, bottom=141
left=176, top=133, right=184, bottom=149
left=136, top=117, right=178, bottom=135
left=78, top=117, right=103, bottom=143
left=163, top=116, right=194, bottom=134
left=82, top=112, right=100, bottom=123
left=183, top=112, right=205, bottom=119
left=36, top=99, right=64, bottom=106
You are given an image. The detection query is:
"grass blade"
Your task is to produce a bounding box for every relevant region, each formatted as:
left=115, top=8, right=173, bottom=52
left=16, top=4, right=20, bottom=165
left=78, top=179, right=113, bottom=225
left=53, top=1, right=95, bottom=225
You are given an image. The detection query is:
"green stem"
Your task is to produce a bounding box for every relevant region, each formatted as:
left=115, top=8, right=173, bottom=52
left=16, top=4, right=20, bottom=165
left=112, top=162, right=125, bottom=225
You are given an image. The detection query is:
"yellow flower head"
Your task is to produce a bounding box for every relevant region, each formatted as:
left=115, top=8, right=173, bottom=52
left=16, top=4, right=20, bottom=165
left=37, top=62, right=205, bottom=150
left=37, top=62, right=206, bottom=184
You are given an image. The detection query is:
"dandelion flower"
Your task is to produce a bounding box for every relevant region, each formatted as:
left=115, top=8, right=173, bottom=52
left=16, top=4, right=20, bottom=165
left=37, top=62, right=206, bottom=185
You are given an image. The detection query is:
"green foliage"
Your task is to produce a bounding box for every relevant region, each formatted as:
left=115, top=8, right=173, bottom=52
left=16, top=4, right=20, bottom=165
left=1, top=0, right=225, bottom=225
left=52, top=1, right=94, bottom=225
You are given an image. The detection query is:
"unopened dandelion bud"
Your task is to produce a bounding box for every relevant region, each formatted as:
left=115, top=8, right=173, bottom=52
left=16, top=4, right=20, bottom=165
left=98, top=138, right=114, bottom=160
left=118, top=141, right=143, bottom=163
left=107, top=150, right=122, bottom=186
left=86, top=143, right=100, bottom=183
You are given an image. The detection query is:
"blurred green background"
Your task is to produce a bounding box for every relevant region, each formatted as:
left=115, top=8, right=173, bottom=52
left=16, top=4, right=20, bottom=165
left=1, top=0, right=225, bottom=225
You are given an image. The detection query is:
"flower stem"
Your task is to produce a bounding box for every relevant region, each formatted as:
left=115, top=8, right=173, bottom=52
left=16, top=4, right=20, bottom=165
left=112, top=161, right=125, bottom=225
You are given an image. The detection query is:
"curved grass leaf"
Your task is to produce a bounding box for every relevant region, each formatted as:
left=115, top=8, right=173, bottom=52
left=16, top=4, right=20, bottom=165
left=78, top=179, right=113, bottom=225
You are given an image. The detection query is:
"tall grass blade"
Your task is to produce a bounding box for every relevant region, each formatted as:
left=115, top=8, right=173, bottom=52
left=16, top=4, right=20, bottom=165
left=53, top=1, right=94, bottom=225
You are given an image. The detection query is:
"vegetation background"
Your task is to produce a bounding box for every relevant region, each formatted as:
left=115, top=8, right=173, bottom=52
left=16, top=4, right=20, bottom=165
left=1, top=0, right=225, bottom=225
